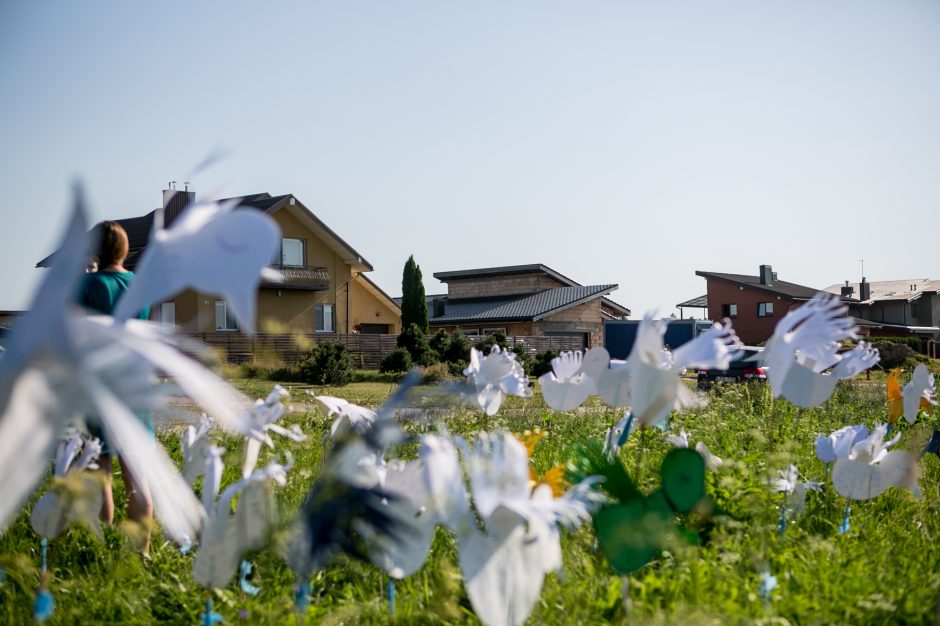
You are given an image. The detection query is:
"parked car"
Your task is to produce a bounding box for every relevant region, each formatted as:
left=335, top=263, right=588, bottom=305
left=696, top=347, right=767, bottom=389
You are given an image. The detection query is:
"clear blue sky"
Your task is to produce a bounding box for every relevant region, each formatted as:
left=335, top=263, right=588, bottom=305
left=2, top=1, right=938, bottom=316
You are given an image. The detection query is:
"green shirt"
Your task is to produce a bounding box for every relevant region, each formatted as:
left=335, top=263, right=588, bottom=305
left=79, top=271, right=150, bottom=319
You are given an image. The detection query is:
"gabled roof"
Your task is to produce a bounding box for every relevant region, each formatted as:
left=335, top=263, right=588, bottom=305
left=431, top=284, right=618, bottom=324
left=37, top=192, right=373, bottom=273
left=433, top=263, right=579, bottom=286
left=220, top=193, right=372, bottom=272
left=695, top=271, right=834, bottom=301
left=357, top=274, right=401, bottom=312
left=823, top=279, right=940, bottom=305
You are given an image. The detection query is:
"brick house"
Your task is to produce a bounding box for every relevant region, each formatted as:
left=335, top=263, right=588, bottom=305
left=37, top=188, right=402, bottom=335
left=425, top=264, right=630, bottom=348
left=695, top=264, right=844, bottom=345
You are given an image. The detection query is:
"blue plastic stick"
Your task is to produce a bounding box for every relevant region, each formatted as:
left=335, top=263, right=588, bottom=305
left=778, top=504, right=787, bottom=535
left=825, top=462, right=830, bottom=479
left=838, top=506, right=851, bottom=534
left=387, top=579, right=396, bottom=620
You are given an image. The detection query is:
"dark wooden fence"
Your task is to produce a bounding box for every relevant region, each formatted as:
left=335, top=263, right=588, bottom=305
left=185, top=332, right=584, bottom=370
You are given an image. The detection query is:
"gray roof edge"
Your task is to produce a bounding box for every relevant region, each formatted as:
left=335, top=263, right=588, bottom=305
left=532, top=283, right=617, bottom=321
left=433, top=263, right=580, bottom=286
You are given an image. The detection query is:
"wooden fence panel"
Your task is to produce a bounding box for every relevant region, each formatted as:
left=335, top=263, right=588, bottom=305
left=184, top=332, right=584, bottom=369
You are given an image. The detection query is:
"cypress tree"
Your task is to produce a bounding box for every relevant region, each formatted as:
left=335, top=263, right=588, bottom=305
left=413, top=261, right=429, bottom=333
left=401, top=255, right=417, bottom=329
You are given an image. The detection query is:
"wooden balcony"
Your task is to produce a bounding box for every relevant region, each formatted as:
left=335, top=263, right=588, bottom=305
left=262, top=264, right=331, bottom=291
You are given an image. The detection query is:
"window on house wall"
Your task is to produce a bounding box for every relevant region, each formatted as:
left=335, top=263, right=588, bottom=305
left=721, top=304, right=738, bottom=318
left=911, top=302, right=919, bottom=319
left=758, top=302, right=774, bottom=317
left=483, top=327, right=507, bottom=336
left=160, top=302, right=176, bottom=325
left=281, top=238, right=305, bottom=267
left=215, top=301, right=238, bottom=331
left=462, top=328, right=481, bottom=336
left=315, top=303, right=334, bottom=332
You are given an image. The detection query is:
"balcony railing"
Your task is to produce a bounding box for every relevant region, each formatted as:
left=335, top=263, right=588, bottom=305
left=262, top=264, right=331, bottom=291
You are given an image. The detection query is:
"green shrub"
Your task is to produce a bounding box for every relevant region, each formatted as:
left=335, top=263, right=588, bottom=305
left=474, top=331, right=510, bottom=355
left=421, top=362, right=451, bottom=383
left=510, top=344, right=534, bottom=375
left=444, top=329, right=473, bottom=363
left=872, top=341, right=913, bottom=370
left=868, top=336, right=924, bottom=352
left=353, top=369, right=405, bottom=383
left=380, top=347, right=413, bottom=373
left=429, top=329, right=451, bottom=356
left=298, top=340, right=355, bottom=385
left=530, top=348, right=560, bottom=378
left=397, top=323, right=436, bottom=365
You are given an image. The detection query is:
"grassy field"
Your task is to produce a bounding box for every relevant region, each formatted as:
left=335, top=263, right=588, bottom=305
left=1, top=375, right=939, bottom=625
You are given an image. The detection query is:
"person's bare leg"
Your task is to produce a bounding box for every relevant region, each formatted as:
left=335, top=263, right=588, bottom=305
left=95, top=454, right=115, bottom=524
left=118, top=457, right=153, bottom=553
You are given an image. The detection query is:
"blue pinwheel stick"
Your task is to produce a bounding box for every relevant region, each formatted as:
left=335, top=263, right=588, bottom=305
left=387, top=579, right=396, bottom=620
left=34, top=538, right=55, bottom=623
left=838, top=506, right=851, bottom=534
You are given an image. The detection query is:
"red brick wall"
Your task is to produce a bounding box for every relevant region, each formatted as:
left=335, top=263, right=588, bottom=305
left=705, top=279, right=798, bottom=345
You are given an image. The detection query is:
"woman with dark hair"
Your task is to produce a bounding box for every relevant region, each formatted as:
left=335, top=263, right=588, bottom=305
left=78, top=220, right=154, bottom=552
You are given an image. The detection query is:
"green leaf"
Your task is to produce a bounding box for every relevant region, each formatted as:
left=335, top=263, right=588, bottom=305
left=660, top=448, right=706, bottom=514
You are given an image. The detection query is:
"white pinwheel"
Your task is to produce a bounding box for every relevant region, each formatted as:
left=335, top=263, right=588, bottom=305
left=311, top=394, right=378, bottom=438
left=193, top=458, right=290, bottom=590
left=832, top=424, right=920, bottom=500
left=453, top=432, right=599, bottom=626
left=241, top=385, right=305, bottom=478
left=537, top=348, right=607, bottom=411
left=113, top=197, right=282, bottom=334
left=815, top=425, right=869, bottom=464
left=902, top=364, right=937, bottom=424
left=31, top=433, right=104, bottom=540
left=462, top=347, right=531, bottom=416
left=769, top=464, right=822, bottom=515
left=763, top=293, right=877, bottom=407
left=665, top=428, right=723, bottom=470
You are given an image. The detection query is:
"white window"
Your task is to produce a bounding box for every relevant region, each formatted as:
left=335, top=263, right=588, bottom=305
left=281, top=238, right=304, bottom=267
left=215, top=301, right=238, bottom=331
left=758, top=302, right=774, bottom=317
left=160, top=302, right=176, bottom=325
left=315, top=304, right=334, bottom=332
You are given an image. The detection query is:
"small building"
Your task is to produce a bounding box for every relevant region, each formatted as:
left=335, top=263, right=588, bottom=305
left=37, top=188, right=402, bottom=336
left=426, top=263, right=630, bottom=347
left=695, top=264, right=846, bottom=345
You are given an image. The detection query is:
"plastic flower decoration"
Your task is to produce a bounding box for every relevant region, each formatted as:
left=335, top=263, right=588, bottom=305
left=763, top=293, right=879, bottom=407
left=832, top=424, right=920, bottom=500
left=242, top=385, right=304, bottom=478
left=886, top=368, right=905, bottom=424
left=31, top=433, right=104, bottom=540
left=902, top=364, right=937, bottom=424
left=462, top=346, right=531, bottom=415
left=537, top=348, right=607, bottom=411
left=311, top=394, right=378, bottom=438
left=815, top=425, right=870, bottom=465
left=453, top=432, right=600, bottom=626
left=769, top=464, right=821, bottom=517
left=113, top=196, right=283, bottom=334
left=666, top=429, right=723, bottom=470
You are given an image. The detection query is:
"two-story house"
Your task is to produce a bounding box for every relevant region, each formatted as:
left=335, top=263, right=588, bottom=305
left=37, top=187, right=402, bottom=336
left=695, top=264, right=846, bottom=345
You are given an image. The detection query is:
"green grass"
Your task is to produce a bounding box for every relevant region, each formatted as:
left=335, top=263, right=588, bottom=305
left=2, top=377, right=939, bottom=624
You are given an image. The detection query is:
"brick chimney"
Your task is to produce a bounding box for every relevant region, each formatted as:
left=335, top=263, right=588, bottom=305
left=859, top=277, right=871, bottom=301
left=840, top=280, right=854, bottom=297
left=759, top=264, right=774, bottom=286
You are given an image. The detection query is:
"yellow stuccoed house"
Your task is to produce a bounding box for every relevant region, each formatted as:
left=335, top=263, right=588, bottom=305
left=38, top=187, right=402, bottom=338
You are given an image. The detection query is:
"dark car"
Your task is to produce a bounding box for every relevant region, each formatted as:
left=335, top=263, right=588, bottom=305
left=696, top=347, right=767, bottom=389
